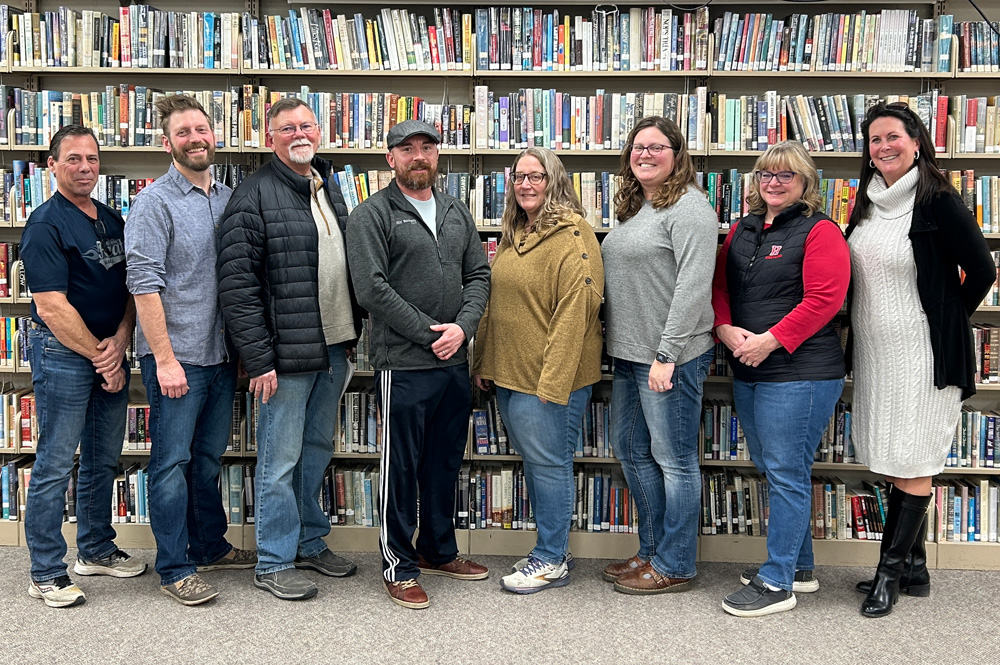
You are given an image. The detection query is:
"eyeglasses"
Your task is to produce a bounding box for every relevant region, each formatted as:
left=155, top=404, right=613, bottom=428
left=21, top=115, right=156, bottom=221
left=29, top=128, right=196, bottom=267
left=271, top=122, right=318, bottom=137
left=754, top=170, right=797, bottom=184
left=510, top=172, right=548, bottom=185
left=629, top=144, right=673, bottom=156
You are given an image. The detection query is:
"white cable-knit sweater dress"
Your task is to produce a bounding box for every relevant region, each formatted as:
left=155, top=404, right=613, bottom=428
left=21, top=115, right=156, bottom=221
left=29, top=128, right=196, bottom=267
left=847, top=168, right=962, bottom=477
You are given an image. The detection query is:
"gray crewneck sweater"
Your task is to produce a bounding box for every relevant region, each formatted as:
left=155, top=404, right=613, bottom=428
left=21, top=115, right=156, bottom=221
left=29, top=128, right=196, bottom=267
left=602, top=186, right=717, bottom=365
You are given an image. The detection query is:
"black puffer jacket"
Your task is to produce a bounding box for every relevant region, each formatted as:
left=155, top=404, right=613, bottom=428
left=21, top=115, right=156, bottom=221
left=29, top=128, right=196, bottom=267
left=218, top=155, right=363, bottom=377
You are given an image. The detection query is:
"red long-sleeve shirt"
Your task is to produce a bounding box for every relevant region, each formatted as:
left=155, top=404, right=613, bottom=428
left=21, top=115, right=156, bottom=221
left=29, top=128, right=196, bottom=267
left=712, top=219, right=851, bottom=354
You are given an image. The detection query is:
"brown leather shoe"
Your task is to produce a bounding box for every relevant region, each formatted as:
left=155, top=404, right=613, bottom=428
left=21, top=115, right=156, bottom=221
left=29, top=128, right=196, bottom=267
left=613, top=562, right=693, bottom=595
left=417, top=556, right=489, bottom=580
left=602, top=555, right=647, bottom=582
left=384, top=579, right=430, bottom=609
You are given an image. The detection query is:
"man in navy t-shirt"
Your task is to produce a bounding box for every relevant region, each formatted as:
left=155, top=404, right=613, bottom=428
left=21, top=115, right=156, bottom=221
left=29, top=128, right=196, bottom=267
left=20, top=125, right=147, bottom=609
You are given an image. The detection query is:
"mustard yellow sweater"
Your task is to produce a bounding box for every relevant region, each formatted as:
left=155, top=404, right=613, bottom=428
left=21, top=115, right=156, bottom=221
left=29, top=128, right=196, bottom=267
left=472, top=213, right=604, bottom=405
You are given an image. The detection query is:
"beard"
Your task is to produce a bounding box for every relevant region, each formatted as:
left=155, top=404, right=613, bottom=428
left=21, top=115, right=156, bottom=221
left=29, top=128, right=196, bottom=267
left=396, top=160, right=438, bottom=190
left=287, top=139, right=317, bottom=165
left=171, top=141, right=215, bottom=172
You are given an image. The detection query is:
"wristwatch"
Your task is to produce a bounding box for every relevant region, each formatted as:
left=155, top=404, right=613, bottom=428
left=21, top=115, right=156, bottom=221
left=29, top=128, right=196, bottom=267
left=655, top=352, right=672, bottom=364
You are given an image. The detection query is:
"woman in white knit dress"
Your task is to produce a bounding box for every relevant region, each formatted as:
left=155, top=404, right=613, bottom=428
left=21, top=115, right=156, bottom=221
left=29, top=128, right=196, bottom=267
left=846, top=102, right=995, bottom=618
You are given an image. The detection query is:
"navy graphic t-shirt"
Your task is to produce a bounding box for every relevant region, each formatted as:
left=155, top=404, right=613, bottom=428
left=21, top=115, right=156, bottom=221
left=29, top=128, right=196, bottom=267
left=21, top=191, right=128, bottom=340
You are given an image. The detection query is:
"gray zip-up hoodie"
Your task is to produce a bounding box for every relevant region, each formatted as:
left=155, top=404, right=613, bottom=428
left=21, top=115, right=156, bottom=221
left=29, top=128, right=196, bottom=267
left=346, top=180, right=490, bottom=370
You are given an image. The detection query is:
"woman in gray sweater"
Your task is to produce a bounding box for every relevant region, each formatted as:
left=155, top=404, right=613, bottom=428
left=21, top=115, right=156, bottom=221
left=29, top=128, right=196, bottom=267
left=601, top=116, right=718, bottom=594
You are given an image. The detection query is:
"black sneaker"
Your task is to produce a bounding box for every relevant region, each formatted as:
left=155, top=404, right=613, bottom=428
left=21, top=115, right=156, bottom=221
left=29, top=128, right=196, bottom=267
left=254, top=569, right=318, bottom=600
left=740, top=567, right=819, bottom=593
left=722, top=576, right=797, bottom=617
left=294, top=549, right=357, bottom=577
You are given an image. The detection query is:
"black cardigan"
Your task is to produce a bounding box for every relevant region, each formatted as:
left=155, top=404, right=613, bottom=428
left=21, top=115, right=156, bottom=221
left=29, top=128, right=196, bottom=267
left=845, top=187, right=996, bottom=399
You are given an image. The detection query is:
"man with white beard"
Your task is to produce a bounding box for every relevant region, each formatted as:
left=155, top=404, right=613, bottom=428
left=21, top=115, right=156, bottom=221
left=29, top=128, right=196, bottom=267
left=217, top=97, right=364, bottom=601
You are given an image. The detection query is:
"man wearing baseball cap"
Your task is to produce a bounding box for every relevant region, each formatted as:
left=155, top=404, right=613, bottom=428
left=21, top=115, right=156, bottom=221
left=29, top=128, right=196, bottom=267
left=347, top=119, right=491, bottom=609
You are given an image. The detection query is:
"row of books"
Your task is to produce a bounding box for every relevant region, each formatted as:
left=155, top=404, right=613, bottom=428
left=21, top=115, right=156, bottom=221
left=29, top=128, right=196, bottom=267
left=9, top=7, right=243, bottom=70
left=955, top=20, right=1000, bottom=73
left=0, top=242, right=18, bottom=297
left=3, top=86, right=246, bottom=150
left=712, top=11, right=952, bottom=74
left=3, top=82, right=996, bottom=162
left=701, top=400, right=854, bottom=464
left=456, top=464, right=636, bottom=533
left=952, top=406, right=999, bottom=469
left=936, top=479, right=1000, bottom=543
left=951, top=95, right=1000, bottom=154
left=323, top=463, right=381, bottom=528
left=476, top=6, right=709, bottom=73
left=249, top=8, right=471, bottom=73
left=4, top=161, right=242, bottom=227
left=0, top=457, right=253, bottom=526
left=472, top=395, right=615, bottom=459
left=1, top=455, right=996, bottom=543
left=10, top=7, right=987, bottom=76
left=702, top=471, right=890, bottom=541
left=474, top=85, right=706, bottom=152
left=340, top=390, right=378, bottom=455
left=710, top=91, right=948, bottom=155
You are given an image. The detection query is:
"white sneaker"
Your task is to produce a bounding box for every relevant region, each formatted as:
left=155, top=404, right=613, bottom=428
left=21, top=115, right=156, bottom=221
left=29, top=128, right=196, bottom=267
left=510, top=552, right=575, bottom=574
left=500, top=557, right=569, bottom=594
left=28, top=576, right=86, bottom=608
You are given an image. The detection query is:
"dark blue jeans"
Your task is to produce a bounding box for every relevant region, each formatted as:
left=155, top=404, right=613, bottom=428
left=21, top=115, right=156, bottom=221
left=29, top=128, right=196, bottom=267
left=25, top=326, right=129, bottom=582
left=612, top=351, right=713, bottom=579
left=733, top=377, right=845, bottom=591
left=142, top=356, right=238, bottom=586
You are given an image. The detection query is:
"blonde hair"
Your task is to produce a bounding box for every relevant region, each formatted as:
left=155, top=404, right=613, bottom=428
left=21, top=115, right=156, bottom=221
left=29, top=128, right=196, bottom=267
left=746, top=141, right=824, bottom=218
left=500, top=147, right=585, bottom=248
left=614, top=116, right=702, bottom=222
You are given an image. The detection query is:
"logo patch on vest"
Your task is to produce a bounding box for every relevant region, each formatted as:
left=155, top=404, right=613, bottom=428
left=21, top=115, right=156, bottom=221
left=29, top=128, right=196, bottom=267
left=765, top=245, right=783, bottom=259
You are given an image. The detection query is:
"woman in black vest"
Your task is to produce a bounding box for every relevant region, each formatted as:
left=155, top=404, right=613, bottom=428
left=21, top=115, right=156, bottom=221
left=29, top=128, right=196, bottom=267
left=846, top=103, right=995, bottom=618
left=712, top=141, right=850, bottom=617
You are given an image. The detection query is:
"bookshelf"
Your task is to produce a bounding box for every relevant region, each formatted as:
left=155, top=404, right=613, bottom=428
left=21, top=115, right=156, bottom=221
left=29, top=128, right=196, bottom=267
left=0, top=0, right=999, bottom=573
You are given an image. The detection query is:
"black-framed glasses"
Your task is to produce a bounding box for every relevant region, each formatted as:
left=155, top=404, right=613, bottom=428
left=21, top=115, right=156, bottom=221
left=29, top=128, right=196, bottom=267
left=755, top=170, right=797, bottom=184
left=510, top=172, right=547, bottom=185
left=272, top=122, right=318, bottom=136
left=629, top=143, right=673, bottom=156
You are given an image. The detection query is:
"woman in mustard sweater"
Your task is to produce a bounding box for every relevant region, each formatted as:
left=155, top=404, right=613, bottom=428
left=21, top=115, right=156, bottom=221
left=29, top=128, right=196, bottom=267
left=473, top=147, right=604, bottom=594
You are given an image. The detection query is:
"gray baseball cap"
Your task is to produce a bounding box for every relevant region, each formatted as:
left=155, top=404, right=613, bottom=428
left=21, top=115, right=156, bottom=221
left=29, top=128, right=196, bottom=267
left=386, top=119, right=442, bottom=149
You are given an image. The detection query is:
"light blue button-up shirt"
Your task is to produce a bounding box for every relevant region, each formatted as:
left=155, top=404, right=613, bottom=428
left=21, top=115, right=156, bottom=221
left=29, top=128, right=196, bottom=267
left=125, top=163, right=233, bottom=366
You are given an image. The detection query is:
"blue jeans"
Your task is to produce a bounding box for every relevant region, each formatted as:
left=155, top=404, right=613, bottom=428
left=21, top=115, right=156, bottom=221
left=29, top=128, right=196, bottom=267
left=495, top=385, right=592, bottom=566
left=254, top=344, right=348, bottom=574
left=612, top=351, right=713, bottom=579
left=142, top=356, right=238, bottom=585
left=733, top=377, right=844, bottom=591
left=24, top=325, right=130, bottom=582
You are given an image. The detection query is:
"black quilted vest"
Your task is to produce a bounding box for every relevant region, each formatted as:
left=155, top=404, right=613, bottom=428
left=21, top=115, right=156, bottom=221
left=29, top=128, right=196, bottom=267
left=725, top=203, right=846, bottom=382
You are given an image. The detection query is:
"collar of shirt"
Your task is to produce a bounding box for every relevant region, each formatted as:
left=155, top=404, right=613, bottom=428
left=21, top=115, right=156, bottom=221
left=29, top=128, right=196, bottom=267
left=164, top=162, right=219, bottom=196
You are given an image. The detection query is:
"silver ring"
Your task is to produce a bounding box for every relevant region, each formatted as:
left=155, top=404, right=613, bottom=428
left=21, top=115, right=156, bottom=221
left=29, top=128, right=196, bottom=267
left=658, top=385, right=665, bottom=390
left=111, top=361, right=117, bottom=366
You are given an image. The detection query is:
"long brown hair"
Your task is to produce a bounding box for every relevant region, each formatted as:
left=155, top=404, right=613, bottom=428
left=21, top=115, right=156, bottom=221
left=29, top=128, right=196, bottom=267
left=851, top=102, right=951, bottom=223
left=500, top=147, right=585, bottom=248
left=614, top=116, right=702, bottom=222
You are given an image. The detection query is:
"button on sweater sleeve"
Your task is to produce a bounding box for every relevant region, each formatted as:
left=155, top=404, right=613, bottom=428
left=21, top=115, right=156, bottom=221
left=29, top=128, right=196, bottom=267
left=768, top=220, right=850, bottom=353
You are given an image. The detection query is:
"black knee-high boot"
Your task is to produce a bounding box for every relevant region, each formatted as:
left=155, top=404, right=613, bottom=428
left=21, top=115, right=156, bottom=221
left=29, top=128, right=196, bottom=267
left=860, top=490, right=932, bottom=618
left=855, top=484, right=900, bottom=593
left=856, top=487, right=932, bottom=596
